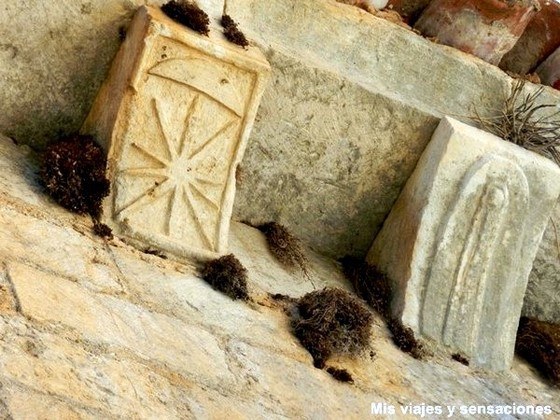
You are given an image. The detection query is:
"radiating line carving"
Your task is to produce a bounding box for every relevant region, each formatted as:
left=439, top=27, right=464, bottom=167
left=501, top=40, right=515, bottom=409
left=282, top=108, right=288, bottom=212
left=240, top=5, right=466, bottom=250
left=116, top=93, right=240, bottom=251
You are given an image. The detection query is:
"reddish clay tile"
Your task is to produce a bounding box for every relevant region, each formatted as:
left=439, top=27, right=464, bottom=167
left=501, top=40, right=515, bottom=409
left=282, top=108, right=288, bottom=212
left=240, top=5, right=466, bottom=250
left=500, top=0, right=560, bottom=74
left=415, top=0, right=539, bottom=65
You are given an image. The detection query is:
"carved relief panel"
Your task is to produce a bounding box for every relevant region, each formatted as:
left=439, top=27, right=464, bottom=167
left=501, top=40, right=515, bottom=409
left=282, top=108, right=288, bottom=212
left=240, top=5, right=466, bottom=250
left=82, top=6, right=270, bottom=261
left=420, top=155, right=529, bottom=363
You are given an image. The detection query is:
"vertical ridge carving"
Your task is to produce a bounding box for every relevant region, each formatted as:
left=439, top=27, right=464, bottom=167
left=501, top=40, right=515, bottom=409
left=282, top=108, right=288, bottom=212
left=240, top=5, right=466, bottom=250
left=420, top=155, right=529, bottom=358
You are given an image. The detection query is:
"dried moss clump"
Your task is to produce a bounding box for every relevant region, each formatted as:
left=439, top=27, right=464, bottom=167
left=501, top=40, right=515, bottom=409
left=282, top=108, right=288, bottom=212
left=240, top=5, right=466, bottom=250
left=474, top=80, right=560, bottom=165
left=341, top=256, right=392, bottom=318
left=201, top=254, right=249, bottom=301
left=516, top=317, right=560, bottom=384
left=143, top=248, right=168, bottom=259
left=40, top=135, right=109, bottom=217
left=292, top=287, right=373, bottom=368
left=340, top=258, right=425, bottom=360
left=387, top=318, right=424, bottom=360
left=161, top=0, right=210, bottom=36
left=326, top=366, right=354, bottom=384
left=221, top=15, right=249, bottom=48
left=259, top=222, right=309, bottom=274
left=451, top=353, right=470, bottom=366
left=93, top=222, right=113, bottom=240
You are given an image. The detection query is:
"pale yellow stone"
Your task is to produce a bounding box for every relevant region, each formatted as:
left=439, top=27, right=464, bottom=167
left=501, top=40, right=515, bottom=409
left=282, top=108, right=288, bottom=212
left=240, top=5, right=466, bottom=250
left=82, top=6, right=270, bottom=262
left=2, top=388, right=88, bottom=420
left=0, top=133, right=559, bottom=416
left=8, top=262, right=233, bottom=387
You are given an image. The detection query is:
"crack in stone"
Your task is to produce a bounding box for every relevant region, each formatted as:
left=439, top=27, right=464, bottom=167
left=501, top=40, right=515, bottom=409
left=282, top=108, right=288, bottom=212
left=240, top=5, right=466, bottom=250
left=3, top=265, right=21, bottom=314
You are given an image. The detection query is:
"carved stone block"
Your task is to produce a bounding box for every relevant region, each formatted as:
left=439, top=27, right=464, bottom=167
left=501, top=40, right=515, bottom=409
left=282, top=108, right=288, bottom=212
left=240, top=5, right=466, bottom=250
left=367, top=117, right=560, bottom=371
left=82, top=6, right=270, bottom=261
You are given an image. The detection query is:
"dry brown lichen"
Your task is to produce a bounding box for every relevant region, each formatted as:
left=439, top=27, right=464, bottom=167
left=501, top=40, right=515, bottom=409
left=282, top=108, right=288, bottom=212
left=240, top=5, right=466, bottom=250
left=451, top=353, right=470, bottom=366
left=161, top=0, right=210, bottom=36
left=292, top=287, right=373, bottom=368
left=516, top=317, right=560, bottom=384
left=221, top=15, right=249, bottom=48
left=93, top=222, right=113, bottom=240
left=143, top=248, right=168, bottom=259
left=340, top=257, right=425, bottom=360
left=269, top=293, right=297, bottom=304
left=258, top=222, right=309, bottom=275
left=201, top=254, right=250, bottom=301
left=341, top=256, right=392, bottom=318
left=387, top=318, right=425, bottom=360
left=40, top=135, right=109, bottom=217
left=326, top=366, right=354, bottom=384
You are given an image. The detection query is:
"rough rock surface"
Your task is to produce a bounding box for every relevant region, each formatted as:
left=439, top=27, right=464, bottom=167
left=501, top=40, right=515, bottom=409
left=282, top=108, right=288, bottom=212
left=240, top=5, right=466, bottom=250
left=537, top=45, right=560, bottom=88
left=524, top=204, right=560, bottom=323
left=0, top=0, right=559, bottom=319
left=234, top=50, right=439, bottom=259
left=499, top=0, right=560, bottom=75
left=1, top=134, right=560, bottom=417
left=414, top=0, right=538, bottom=66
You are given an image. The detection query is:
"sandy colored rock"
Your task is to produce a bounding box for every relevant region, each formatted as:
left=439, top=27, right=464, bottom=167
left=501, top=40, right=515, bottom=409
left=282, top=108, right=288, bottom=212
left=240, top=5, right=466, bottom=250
left=82, top=6, right=270, bottom=262
left=523, top=202, right=560, bottom=324
left=0, top=133, right=559, bottom=417
left=9, top=262, right=234, bottom=386
left=0, top=0, right=559, bottom=321
left=3, top=0, right=560, bottom=261
left=0, top=0, right=225, bottom=149
left=233, top=50, right=439, bottom=258
left=368, top=117, right=560, bottom=371
left=227, top=0, right=549, bottom=259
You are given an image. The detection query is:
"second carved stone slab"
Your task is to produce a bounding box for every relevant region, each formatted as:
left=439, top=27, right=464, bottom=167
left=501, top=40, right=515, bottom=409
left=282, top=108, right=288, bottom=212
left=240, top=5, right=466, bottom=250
left=367, top=116, right=560, bottom=371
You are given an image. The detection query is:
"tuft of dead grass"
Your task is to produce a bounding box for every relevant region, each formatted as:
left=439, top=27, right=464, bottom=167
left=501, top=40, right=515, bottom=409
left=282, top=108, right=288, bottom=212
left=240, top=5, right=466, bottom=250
left=341, top=256, right=392, bottom=318
left=292, top=287, right=373, bottom=368
left=93, top=222, right=113, bottom=240
left=258, top=222, right=309, bottom=275
left=451, top=353, right=470, bottom=366
left=326, top=366, right=354, bottom=383
left=161, top=0, right=210, bottom=35
left=516, top=317, right=560, bottom=385
left=201, top=254, right=249, bottom=301
left=387, top=318, right=425, bottom=360
left=473, top=80, right=560, bottom=165
left=40, top=135, right=109, bottom=218
left=340, top=257, right=426, bottom=360
left=221, top=15, right=249, bottom=48
left=143, top=248, right=168, bottom=259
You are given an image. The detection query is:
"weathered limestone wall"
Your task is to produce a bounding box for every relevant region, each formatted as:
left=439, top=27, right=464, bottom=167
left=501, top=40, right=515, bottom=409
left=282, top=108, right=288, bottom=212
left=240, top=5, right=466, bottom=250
left=235, top=50, right=439, bottom=258
left=0, top=0, right=139, bottom=148
left=0, top=0, right=559, bottom=321
left=227, top=0, right=559, bottom=257
left=0, top=0, right=222, bottom=149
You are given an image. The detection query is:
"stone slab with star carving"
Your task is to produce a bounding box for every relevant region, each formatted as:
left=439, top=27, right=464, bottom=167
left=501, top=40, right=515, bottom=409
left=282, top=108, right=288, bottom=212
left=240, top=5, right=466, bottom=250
left=82, top=5, right=270, bottom=262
